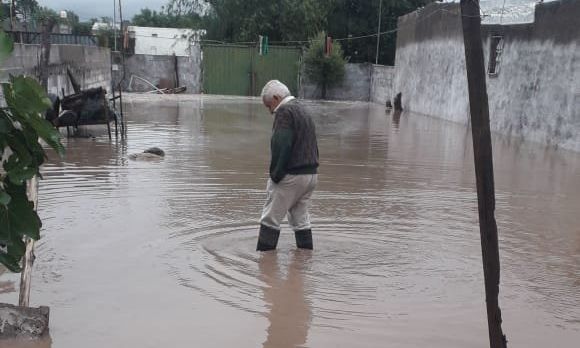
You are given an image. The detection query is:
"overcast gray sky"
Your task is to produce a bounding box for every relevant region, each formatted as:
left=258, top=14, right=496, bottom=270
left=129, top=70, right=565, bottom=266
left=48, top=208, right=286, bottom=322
left=38, top=0, right=168, bottom=21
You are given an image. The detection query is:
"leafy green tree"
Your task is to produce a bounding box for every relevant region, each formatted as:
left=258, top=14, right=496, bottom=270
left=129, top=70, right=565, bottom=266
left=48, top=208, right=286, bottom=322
left=303, top=31, right=346, bottom=99
left=0, top=3, right=9, bottom=21
left=0, top=31, right=64, bottom=272
left=32, top=6, right=58, bottom=23
left=72, top=21, right=94, bottom=36
left=133, top=0, right=430, bottom=64
left=166, top=0, right=203, bottom=16
left=132, top=7, right=202, bottom=28
left=154, top=0, right=332, bottom=42
left=327, top=0, right=430, bottom=65
left=14, top=0, right=39, bottom=24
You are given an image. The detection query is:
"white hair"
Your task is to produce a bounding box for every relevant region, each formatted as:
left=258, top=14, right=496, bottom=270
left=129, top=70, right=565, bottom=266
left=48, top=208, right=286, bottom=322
left=261, top=80, right=291, bottom=102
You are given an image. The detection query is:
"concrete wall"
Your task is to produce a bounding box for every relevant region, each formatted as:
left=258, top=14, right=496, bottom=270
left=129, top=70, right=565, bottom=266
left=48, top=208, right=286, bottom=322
left=114, top=45, right=202, bottom=94
left=370, top=65, right=395, bottom=105
left=394, top=0, right=580, bottom=152
left=300, top=63, right=372, bottom=101
left=0, top=44, right=112, bottom=97
left=394, top=4, right=469, bottom=123
left=300, top=63, right=394, bottom=103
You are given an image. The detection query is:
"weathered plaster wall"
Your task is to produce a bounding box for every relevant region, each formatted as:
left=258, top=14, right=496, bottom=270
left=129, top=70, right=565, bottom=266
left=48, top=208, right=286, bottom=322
left=370, top=65, right=396, bottom=105
left=482, top=0, right=580, bottom=151
left=300, top=63, right=394, bottom=103
left=114, top=45, right=202, bottom=94
left=0, top=44, right=112, bottom=97
left=300, top=63, right=372, bottom=101
left=394, top=4, right=469, bottom=123
left=394, top=0, right=580, bottom=151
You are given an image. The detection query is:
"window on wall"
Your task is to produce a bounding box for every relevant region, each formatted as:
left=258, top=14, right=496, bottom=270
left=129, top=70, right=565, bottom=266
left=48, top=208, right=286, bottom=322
left=488, top=36, right=504, bottom=76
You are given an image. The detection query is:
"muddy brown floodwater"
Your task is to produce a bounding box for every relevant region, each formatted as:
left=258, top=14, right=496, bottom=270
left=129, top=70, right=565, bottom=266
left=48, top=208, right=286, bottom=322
left=0, top=94, right=579, bottom=348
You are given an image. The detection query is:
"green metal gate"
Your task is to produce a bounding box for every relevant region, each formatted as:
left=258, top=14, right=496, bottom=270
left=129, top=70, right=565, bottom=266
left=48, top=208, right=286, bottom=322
left=202, top=44, right=302, bottom=96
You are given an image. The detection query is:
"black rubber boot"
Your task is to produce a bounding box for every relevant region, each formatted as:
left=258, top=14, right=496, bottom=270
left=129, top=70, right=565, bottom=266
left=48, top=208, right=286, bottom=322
left=257, top=224, right=280, bottom=251
left=295, top=229, right=313, bottom=250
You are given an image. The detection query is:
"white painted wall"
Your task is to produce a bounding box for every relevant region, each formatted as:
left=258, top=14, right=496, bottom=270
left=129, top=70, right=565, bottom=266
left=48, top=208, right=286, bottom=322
left=128, top=26, right=205, bottom=57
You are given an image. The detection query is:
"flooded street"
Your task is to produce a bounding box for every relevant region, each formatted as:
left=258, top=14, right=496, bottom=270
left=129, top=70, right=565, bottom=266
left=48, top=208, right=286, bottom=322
left=1, top=94, right=579, bottom=347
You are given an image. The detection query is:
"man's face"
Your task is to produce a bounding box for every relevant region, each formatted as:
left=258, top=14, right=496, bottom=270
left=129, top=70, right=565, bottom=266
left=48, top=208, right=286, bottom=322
left=263, top=95, right=282, bottom=114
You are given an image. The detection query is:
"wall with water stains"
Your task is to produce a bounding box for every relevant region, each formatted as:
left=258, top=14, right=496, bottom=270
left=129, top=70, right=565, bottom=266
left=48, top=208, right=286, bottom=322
left=112, top=44, right=202, bottom=94
left=300, top=63, right=372, bottom=101
left=394, top=0, right=580, bottom=152
left=0, top=44, right=112, bottom=97
left=370, top=65, right=396, bottom=105
left=300, top=63, right=395, bottom=103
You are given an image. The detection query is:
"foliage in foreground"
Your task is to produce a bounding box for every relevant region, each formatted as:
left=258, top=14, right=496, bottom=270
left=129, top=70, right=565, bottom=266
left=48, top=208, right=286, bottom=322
left=0, top=30, right=64, bottom=272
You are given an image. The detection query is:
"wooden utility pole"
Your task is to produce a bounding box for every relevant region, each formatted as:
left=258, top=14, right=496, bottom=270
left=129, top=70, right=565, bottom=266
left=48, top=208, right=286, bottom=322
left=118, top=0, right=126, bottom=135
left=459, top=1, right=507, bottom=347
left=375, top=0, right=383, bottom=64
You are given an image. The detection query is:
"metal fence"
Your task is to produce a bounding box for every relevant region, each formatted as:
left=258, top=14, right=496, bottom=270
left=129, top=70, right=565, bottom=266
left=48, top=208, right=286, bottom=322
left=202, top=44, right=302, bottom=96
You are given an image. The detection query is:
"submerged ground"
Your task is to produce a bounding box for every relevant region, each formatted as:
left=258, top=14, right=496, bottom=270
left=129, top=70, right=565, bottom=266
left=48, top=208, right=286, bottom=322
left=0, top=94, right=578, bottom=347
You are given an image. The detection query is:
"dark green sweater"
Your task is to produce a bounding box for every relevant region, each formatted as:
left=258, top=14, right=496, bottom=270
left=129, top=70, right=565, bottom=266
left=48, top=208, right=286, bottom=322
left=270, top=100, right=319, bottom=183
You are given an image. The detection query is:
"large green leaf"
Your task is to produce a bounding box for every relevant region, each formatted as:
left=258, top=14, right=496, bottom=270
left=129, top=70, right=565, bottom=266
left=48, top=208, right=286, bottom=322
left=0, top=252, right=22, bottom=273
left=0, top=31, right=14, bottom=62
left=7, top=237, right=26, bottom=259
left=3, top=78, right=64, bottom=157
left=6, top=76, right=52, bottom=117
left=0, top=112, right=14, bottom=134
left=7, top=166, right=38, bottom=185
left=27, top=113, right=65, bottom=157
left=0, top=205, right=14, bottom=245
left=0, top=191, right=11, bottom=206
left=22, top=127, right=47, bottom=166
left=4, top=135, right=36, bottom=185
left=3, top=182, right=41, bottom=240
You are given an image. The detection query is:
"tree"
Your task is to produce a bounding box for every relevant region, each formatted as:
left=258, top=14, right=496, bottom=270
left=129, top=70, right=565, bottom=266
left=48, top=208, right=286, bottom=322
left=132, top=7, right=202, bottom=28
left=32, top=6, right=58, bottom=23
left=303, top=31, right=346, bottom=99
left=72, top=21, right=93, bottom=36
left=14, top=0, right=39, bottom=24
left=166, top=0, right=203, bottom=16
left=161, top=0, right=332, bottom=42
left=133, top=0, right=430, bottom=64
left=327, top=0, right=431, bottom=65
left=0, top=2, right=11, bottom=21
left=0, top=30, right=64, bottom=272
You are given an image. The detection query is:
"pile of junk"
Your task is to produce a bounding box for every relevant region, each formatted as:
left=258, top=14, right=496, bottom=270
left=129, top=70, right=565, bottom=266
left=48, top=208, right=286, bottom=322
left=44, top=69, right=123, bottom=138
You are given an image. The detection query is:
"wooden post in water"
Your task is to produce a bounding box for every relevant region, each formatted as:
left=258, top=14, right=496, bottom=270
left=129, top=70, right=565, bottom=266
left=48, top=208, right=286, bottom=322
left=19, top=177, right=38, bottom=307
left=459, top=1, right=507, bottom=347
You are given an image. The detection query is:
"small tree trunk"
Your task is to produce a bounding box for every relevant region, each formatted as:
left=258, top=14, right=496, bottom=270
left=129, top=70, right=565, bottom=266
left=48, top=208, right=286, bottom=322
left=19, top=177, right=38, bottom=307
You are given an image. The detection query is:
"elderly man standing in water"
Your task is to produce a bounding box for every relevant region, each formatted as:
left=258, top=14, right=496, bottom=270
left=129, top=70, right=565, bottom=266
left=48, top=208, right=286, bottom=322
left=256, top=80, right=319, bottom=251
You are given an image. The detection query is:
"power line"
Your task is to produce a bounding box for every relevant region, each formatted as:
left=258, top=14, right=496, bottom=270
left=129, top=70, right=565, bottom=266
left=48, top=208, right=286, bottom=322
left=130, top=4, right=484, bottom=47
